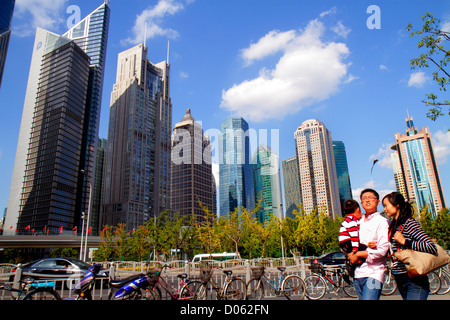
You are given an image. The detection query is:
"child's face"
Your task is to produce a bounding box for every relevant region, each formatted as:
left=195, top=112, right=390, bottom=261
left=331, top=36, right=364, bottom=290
left=354, top=208, right=362, bottom=219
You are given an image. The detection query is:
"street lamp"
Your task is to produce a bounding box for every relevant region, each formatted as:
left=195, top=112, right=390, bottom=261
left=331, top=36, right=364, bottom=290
left=370, top=159, right=378, bottom=188
left=80, top=169, right=92, bottom=261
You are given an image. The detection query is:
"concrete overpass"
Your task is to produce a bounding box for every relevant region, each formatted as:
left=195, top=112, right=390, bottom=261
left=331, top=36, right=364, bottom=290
left=0, top=235, right=101, bottom=249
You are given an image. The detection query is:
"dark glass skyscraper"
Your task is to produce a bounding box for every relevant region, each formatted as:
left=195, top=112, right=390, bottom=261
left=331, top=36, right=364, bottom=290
left=170, top=109, right=215, bottom=222
left=333, top=140, right=352, bottom=210
left=0, top=0, right=15, bottom=88
left=219, top=118, right=255, bottom=216
left=102, top=43, right=171, bottom=231
left=5, top=2, right=110, bottom=235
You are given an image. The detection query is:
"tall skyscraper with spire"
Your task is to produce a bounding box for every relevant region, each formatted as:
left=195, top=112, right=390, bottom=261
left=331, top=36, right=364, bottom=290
left=294, top=119, right=341, bottom=218
left=391, top=116, right=446, bottom=217
left=102, top=43, right=171, bottom=231
left=4, top=2, right=110, bottom=235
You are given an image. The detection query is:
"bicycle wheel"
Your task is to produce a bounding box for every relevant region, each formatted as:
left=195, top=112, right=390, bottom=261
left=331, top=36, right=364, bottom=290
left=143, top=286, right=162, bottom=300
left=341, top=275, right=357, bottom=298
left=195, top=282, right=208, bottom=300
left=428, top=271, right=441, bottom=294
left=24, top=289, right=61, bottom=300
left=304, top=275, right=326, bottom=300
left=381, top=270, right=397, bottom=296
left=180, top=279, right=203, bottom=299
left=224, top=278, right=247, bottom=300
left=246, top=278, right=264, bottom=300
left=281, top=274, right=306, bottom=300
left=437, top=269, right=450, bottom=295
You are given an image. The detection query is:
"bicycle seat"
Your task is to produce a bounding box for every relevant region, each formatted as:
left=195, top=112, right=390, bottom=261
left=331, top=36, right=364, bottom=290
left=109, top=274, right=143, bottom=288
left=223, top=270, right=233, bottom=276
left=277, top=267, right=286, bottom=272
left=177, top=274, right=188, bottom=279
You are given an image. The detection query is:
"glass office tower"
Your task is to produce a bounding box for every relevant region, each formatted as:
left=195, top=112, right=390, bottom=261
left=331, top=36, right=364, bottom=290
left=253, top=144, right=283, bottom=224
left=282, top=156, right=302, bottom=219
left=219, top=118, right=255, bottom=216
left=5, top=2, right=110, bottom=235
left=102, top=43, right=171, bottom=231
left=0, top=0, right=15, bottom=88
left=170, top=109, right=215, bottom=223
left=392, top=116, right=446, bottom=217
left=333, top=140, right=353, bottom=210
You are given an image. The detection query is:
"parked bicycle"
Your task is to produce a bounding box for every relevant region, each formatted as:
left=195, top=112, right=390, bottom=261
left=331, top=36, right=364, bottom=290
left=436, top=265, right=450, bottom=295
left=304, top=260, right=356, bottom=300
left=195, top=264, right=247, bottom=300
left=0, top=279, right=61, bottom=300
left=246, top=265, right=306, bottom=300
left=151, top=264, right=202, bottom=300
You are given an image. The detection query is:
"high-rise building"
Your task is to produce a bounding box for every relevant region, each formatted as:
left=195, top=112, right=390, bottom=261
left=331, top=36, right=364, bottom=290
left=102, top=43, right=171, bottom=231
left=219, top=118, right=255, bottom=216
left=282, top=156, right=302, bottom=218
left=0, top=0, right=15, bottom=88
left=253, top=144, right=283, bottom=224
left=4, top=2, right=110, bottom=235
left=391, top=116, right=446, bottom=216
left=170, top=109, right=215, bottom=222
left=294, top=119, right=341, bottom=218
left=333, top=140, right=353, bottom=209
left=91, top=137, right=107, bottom=235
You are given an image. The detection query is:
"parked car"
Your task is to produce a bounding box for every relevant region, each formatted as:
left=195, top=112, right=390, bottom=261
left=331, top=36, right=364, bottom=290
left=315, top=251, right=347, bottom=266
left=10, top=258, right=107, bottom=284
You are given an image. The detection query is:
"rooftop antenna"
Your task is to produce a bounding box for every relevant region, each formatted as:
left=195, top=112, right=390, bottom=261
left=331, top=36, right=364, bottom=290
left=167, top=40, right=170, bottom=64
left=144, top=21, right=147, bottom=48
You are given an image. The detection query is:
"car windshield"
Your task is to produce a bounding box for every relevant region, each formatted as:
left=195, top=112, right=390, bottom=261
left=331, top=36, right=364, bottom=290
left=67, top=259, right=91, bottom=269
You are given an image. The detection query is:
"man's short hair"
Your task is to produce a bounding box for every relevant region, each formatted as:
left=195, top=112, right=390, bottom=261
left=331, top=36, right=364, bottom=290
left=342, top=199, right=360, bottom=216
left=360, top=188, right=379, bottom=200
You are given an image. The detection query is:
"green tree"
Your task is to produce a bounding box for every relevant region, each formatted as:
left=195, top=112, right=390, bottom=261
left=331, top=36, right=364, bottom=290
left=407, top=12, right=450, bottom=121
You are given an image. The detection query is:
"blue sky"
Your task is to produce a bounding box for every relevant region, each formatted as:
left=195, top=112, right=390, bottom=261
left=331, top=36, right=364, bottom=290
left=0, top=0, right=449, bottom=216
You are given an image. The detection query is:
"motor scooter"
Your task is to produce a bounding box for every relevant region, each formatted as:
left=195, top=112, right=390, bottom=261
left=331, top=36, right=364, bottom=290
left=73, top=264, right=108, bottom=300
left=108, top=270, right=161, bottom=300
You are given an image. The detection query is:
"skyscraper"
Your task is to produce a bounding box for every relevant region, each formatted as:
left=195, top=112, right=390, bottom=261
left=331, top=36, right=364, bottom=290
left=253, top=144, right=283, bottom=224
left=333, top=140, right=352, bottom=209
left=0, top=0, right=15, bottom=88
left=102, top=43, right=171, bottom=231
left=219, top=118, right=255, bottom=216
left=294, top=119, right=341, bottom=218
left=5, top=2, right=110, bottom=235
left=282, top=156, right=302, bottom=218
left=391, top=116, right=446, bottom=216
left=170, top=109, right=215, bottom=222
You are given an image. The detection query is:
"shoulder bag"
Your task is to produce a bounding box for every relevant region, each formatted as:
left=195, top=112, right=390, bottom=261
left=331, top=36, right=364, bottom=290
left=393, top=220, right=450, bottom=278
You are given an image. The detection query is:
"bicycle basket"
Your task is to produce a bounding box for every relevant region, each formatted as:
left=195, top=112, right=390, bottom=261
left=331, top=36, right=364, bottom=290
left=200, top=266, right=213, bottom=283
left=251, top=266, right=265, bottom=278
left=147, top=270, right=160, bottom=284
left=310, top=260, right=325, bottom=275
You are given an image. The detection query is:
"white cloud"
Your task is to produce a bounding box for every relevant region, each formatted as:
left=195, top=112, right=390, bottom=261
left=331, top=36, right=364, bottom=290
left=370, top=143, right=395, bottom=170
left=241, top=30, right=296, bottom=66
left=179, top=71, right=189, bottom=79
left=14, top=0, right=67, bottom=37
left=221, top=19, right=351, bottom=122
left=408, top=71, right=429, bottom=88
left=122, top=0, right=188, bottom=45
left=379, top=64, right=388, bottom=71
left=332, top=21, right=351, bottom=38
left=433, top=130, right=450, bottom=165
left=320, top=7, right=337, bottom=18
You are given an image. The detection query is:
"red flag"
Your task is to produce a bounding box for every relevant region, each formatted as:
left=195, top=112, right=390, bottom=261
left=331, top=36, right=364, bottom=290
left=72, top=226, right=77, bottom=233
left=46, top=229, right=50, bottom=234
left=25, top=225, right=30, bottom=230
left=8, top=226, right=12, bottom=230
left=59, top=226, right=63, bottom=233
left=32, top=229, right=35, bottom=233
left=88, top=227, right=92, bottom=234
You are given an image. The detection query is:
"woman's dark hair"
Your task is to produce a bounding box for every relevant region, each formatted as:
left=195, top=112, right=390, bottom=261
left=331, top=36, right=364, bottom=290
left=382, top=191, right=412, bottom=236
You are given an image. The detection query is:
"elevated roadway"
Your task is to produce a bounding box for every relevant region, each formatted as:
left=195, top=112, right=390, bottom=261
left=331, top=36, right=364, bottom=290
left=0, top=235, right=101, bottom=249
